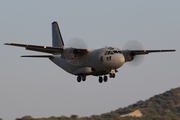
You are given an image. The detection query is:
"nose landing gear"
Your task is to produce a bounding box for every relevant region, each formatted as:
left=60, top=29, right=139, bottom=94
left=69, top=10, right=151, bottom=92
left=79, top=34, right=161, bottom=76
left=109, top=73, right=115, bottom=78
left=109, top=69, right=116, bottom=78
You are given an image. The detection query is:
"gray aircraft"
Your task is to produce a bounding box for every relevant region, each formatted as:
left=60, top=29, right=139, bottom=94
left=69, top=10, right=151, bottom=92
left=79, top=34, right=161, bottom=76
left=5, top=21, right=176, bottom=83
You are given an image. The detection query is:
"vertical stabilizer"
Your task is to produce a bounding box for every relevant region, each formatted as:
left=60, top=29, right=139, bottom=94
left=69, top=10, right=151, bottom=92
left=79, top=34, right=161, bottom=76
left=52, top=21, right=64, bottom=47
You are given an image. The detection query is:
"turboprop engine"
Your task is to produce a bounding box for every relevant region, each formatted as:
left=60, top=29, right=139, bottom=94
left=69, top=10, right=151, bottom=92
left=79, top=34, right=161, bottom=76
left=61, top=48, right=77, bottom=60
left=122, top=50, right=134, bottom=62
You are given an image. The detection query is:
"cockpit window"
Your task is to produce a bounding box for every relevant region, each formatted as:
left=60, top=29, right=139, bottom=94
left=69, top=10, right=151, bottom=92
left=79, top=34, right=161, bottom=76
left=105, top=51, right=114, bottom=55
left=109, top=51, right=114, bottom=55
left=113, top=51, right=118, bottom=54
left=105, top=50, right=122, bottom=55
left=108, top=51, right=111, bottom=55
left=118, top=51, right=122, bottom=54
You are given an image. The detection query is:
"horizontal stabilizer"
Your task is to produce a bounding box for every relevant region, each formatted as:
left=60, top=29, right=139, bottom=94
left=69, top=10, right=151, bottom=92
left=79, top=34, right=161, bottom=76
left=21, top=55, right=54, bottom=58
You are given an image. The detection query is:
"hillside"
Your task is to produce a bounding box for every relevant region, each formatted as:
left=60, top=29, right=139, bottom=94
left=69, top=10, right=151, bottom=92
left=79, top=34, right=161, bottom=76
left=15, top=87, right=180, bottom=120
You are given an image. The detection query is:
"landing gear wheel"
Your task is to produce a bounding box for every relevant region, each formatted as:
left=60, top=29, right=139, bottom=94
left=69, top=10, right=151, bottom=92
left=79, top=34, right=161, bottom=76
left=112, top=73, right=115, bottom=78
left=99, top=77, right=103, bottom=83
left=104, top=75, right=108, bottom=82
left=109, top=73, right=112, bottom=78
left=109, top=73, right=115, bottom=78
left=77, top=76, right=81, bottom=82
left=82, top=75, right=86, bottom=81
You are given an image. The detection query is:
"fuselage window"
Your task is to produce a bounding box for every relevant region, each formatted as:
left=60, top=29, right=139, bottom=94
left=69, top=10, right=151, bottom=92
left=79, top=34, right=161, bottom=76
left=105, top=51, right=108, bottom=55
left=107, top=56, right=111, bottom=61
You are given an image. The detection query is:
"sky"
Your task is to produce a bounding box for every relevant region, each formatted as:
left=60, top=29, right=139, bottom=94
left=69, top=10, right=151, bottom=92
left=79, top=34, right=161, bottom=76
left=0, top=1, right=180, bottom=120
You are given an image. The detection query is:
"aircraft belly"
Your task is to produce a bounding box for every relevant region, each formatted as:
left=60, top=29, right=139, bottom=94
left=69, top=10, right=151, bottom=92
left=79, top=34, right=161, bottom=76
left=50, top=55, right=94, bottom=75
left=73, top=67, right=92, bottom=75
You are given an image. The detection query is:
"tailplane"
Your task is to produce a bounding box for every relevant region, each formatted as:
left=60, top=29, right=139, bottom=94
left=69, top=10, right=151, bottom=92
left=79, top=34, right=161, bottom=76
left=52, top=21, right=64, bottom=47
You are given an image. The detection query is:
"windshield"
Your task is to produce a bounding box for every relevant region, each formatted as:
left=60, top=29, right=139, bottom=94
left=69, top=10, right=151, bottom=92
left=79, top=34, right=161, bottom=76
left=105, top=50, right=122, bottom=55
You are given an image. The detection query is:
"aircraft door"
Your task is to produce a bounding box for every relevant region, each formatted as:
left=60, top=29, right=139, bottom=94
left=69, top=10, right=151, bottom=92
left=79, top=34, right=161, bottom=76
left=94, top=51, right=103, bottom=70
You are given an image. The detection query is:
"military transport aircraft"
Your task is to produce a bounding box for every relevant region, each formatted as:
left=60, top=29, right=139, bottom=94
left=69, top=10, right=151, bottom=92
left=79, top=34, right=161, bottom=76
left=5, top=21, right=176, bottom=83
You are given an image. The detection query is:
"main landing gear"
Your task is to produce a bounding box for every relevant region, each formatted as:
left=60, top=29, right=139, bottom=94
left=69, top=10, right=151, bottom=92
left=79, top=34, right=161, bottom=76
left=98, top=75, right=108, bottom=83
left=77, top=75, right=86, bottom=82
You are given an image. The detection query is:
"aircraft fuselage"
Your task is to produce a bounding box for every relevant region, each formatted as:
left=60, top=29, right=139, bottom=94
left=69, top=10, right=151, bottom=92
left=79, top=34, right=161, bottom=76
left=50, top=47, right=125, bottom=76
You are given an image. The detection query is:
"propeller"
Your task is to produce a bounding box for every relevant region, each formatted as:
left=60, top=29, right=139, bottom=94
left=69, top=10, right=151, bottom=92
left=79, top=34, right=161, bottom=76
left=65, top=37, right=88, bottom=66
left=66, top=37, right=88, bottom=49
left=122, top=40, right=145, bottom=66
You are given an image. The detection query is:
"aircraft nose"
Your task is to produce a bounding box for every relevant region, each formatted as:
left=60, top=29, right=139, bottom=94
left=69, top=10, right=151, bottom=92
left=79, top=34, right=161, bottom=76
left=119, top=54, right=125, bottom=63
left=117, top=54, right=125, bottom=68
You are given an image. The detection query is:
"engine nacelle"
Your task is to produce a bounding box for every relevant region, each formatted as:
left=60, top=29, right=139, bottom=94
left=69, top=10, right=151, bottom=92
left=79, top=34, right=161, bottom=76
left=122, top=50, right=134, bottom=62
left=61, top=48, right=77, bottom=60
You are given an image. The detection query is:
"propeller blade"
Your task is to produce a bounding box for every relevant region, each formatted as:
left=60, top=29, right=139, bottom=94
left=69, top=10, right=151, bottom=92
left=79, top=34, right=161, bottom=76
left=66, top=37, right=88, bottom=49
left=65, top=37, right=88, bottom=65
left=122, top=40, right=145, bottom=67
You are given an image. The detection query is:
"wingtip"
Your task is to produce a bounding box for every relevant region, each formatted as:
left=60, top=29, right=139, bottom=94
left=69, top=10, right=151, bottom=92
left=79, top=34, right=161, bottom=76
left=4, top=43, right=11, bottom=45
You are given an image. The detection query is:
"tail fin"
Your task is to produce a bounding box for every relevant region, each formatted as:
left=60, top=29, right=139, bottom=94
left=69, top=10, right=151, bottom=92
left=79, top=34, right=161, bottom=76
left=52, top=21, right=64, bottom=47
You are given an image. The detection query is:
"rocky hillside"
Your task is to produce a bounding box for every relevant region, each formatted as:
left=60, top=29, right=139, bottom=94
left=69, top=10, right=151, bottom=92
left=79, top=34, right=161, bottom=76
left=16, top=87, right=180, bottom=120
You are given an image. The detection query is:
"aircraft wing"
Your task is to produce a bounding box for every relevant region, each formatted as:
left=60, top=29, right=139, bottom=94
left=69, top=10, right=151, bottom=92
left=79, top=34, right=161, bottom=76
left=130, top=50, right=176, bottom=55
left=4, top=43, right=87, bottom=54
